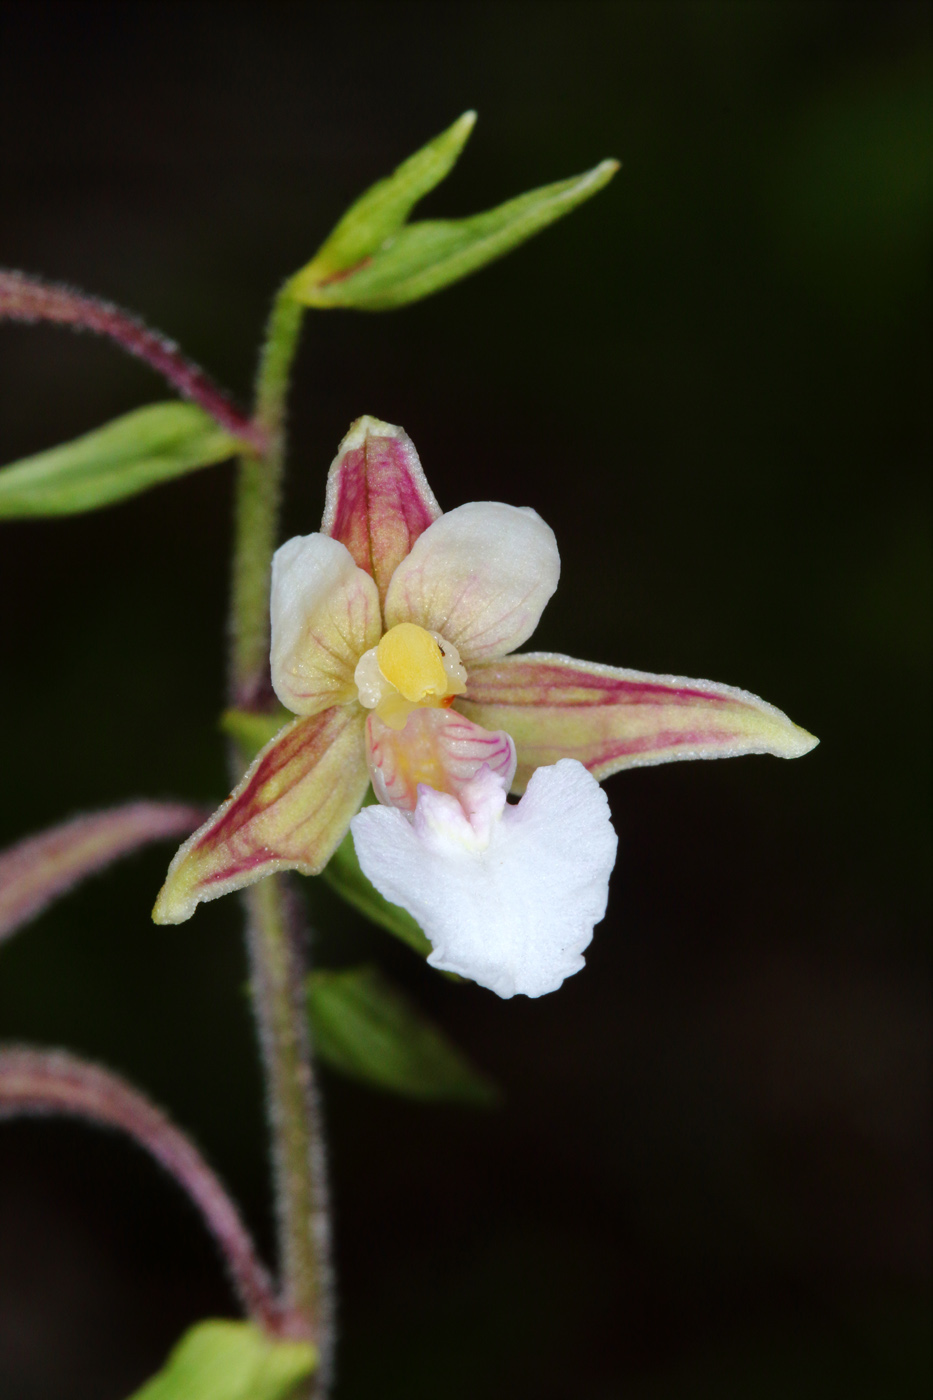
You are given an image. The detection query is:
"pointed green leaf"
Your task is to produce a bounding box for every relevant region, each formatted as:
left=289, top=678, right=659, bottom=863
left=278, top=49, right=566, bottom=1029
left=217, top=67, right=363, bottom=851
left=298, top=111, right=476, bottom=284
left=290, top=110, right=619, bottom=310
left=0, top=402, right=243, bottom=518
left=308, top=965, right=497, bottom=1106
left=320, top=823, right=432, bottom=957
left=126, top=1320, right=316, bottom=1400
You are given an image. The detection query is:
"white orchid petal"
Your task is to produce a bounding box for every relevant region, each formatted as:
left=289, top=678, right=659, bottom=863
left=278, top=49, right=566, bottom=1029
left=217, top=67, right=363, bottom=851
left=351, top=759, right=617, bottom=999
left=383, top=501, right=560, bottom=665
left=271, top=533, right=381, bottom=715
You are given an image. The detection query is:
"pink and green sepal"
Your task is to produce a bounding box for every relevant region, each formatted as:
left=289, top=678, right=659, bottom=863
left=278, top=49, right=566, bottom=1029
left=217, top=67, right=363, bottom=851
left=458, top=652, right=817, bottom=793
left=152, top=708, right=369, bottom=925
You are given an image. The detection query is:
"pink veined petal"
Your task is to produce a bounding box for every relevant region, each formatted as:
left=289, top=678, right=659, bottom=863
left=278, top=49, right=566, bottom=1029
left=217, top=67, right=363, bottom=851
left=0, top=801, right=205, bottom=944
left=153, top=706, right=369, bottom=924
left=365, top=706, right=517, bottom=813
left=457, top=652, right=819, bottom=793
left=321, top=416, right=442, bottom=606
left=384, top=501, right=560, bottom=665
left=271, top=532, right=382, bottom=715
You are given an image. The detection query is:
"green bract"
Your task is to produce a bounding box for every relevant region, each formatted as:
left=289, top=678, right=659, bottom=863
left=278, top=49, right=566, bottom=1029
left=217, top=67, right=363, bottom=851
left=220, top=706, right=293, bottom=758
left=0, top=402, right=242, bottom=518
left=126, top=1320, right=316, bottom=1400
left=291, top=112, right=618, bottom=310
left=321, top=823, right=431, bottom=956
left=308, top=965, right=497, bottom=1105
left=299, top=110, right=477, bottom=282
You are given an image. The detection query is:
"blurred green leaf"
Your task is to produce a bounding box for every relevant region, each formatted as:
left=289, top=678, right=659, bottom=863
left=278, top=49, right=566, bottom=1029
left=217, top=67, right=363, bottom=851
left=320, top=824, right=432, bottom=957
left=308, top=965, right=497, bottom=1105
left=0, top=403, right=242, bottom=517
left=220, top=707, right=292, bottom=760
left=126, top=1319, right=316, bottom=1400
left=291, top=112, right=618, bottom=310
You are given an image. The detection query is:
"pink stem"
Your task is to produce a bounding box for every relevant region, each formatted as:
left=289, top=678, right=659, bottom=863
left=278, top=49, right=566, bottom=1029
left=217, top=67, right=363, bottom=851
left=0, top=801, right=208, bottom=946
left=0, top=1045, right=287, bottom=1333
left=0, top=269, right=265, bottom=452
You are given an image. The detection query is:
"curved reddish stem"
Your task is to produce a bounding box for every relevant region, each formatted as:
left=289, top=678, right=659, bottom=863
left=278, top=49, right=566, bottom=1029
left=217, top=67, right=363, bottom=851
left=0, top=1046, right=287, bottom=1333
left=0, top=801, right=207, bottom=946
left=0, top=269, right=266, bottom=452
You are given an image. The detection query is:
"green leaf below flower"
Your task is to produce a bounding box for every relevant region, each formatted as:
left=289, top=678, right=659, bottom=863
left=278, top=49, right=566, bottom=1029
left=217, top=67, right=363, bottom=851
left=0, top=402, right=243, bottom=518
left=308, top=965, right=497, bottom=1106
left=320, top=823, right=432, bottom=957
left=125, top=1320, right=316, bottom=1400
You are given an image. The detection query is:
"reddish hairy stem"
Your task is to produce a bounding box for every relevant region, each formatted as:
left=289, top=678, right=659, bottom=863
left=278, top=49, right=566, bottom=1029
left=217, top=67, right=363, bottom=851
left=0, top=269, right=265, bottom=451
left=0, top=801, right=207, bottom=945
left=0, top=1046, right=289, bottom=1334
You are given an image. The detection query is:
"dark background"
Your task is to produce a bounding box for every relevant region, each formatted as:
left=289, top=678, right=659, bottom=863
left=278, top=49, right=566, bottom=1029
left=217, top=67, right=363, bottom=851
left=0, top=2, right=929, bottom=1396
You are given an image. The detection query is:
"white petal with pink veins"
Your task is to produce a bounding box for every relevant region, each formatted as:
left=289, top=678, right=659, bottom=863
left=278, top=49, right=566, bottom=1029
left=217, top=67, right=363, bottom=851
left=271, top=533, right=382, bottom=715
left=351, top=760, right=617, bottom=999
left=383, top=501, right=560, bottom=665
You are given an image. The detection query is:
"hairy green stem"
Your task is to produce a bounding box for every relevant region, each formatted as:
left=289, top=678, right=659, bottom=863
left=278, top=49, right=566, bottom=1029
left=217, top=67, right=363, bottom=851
left=243, top=878, right=333, bottom=1363
left=229, top=287, right=304, bottom=710
left=226, top=284, right=332, bottom=1377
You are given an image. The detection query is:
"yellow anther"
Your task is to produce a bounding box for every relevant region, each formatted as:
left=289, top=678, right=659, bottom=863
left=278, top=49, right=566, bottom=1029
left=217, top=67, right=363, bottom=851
left=377, top=623, right=449, bottom=704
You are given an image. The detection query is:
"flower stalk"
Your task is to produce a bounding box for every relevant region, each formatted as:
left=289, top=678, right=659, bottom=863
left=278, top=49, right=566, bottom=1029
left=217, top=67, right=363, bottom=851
left=242, top=878, right=332, bottom=1353
left=229, top=288, right=305, bottom=711
left=227, top=284, right=332, bottom=1373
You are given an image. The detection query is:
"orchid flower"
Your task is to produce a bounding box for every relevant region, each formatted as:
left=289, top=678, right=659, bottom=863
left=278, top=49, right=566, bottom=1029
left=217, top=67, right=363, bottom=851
left=153, top=416, right=816, bottom=997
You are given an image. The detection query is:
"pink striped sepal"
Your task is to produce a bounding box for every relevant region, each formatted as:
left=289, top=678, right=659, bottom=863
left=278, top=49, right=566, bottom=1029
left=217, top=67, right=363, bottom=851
left=457, top=652, right=818, bottom=792
left=321, top=416, right=441, bottom=604
left=153, top=707, right=369, bottom=924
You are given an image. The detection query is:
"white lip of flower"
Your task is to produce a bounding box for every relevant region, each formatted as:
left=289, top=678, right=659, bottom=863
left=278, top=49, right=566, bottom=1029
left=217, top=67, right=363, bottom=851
left=351, top=759, right=618, bottom=1000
